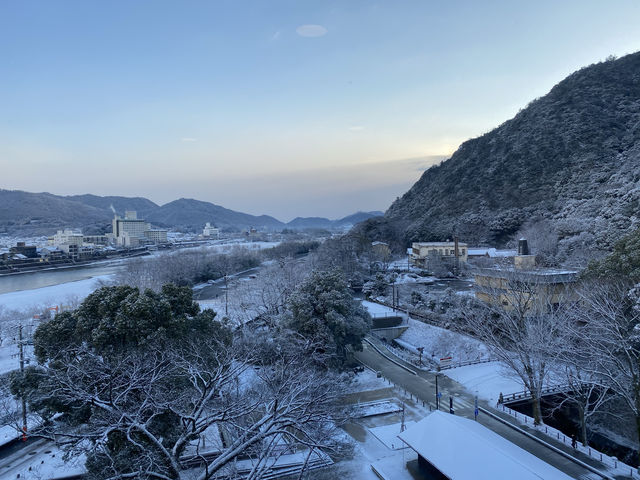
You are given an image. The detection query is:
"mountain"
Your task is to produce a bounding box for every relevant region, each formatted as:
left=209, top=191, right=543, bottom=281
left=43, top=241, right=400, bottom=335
left=66, top=194, right=158, bottom=218
left=383, top=52, right=640, bottom=263
left=334, top=211, right=383, bottom=227
left=0, top=189, right=382, bottom=236
left=0, top=189, right=110, bottom=235
left=285, top=211, right=383, bottom=230
left=286, top=217, right=334, bottom=229
left=145, top=198, right=284, bottom=230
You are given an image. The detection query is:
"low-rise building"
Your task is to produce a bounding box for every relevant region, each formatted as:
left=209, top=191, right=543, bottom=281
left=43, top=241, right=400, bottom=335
left=51, top=229, right=84, bottom=248
left=10, top=242, right=38, bottom=259
left=371, top=241, right=391, bottom=258
left=144, top=229, right=168, bottom=244
left=398, top=411, right=574, bottom=480
left=410, top=241, right=468, bottom=271
left=473, top=239, right=577, bottom=312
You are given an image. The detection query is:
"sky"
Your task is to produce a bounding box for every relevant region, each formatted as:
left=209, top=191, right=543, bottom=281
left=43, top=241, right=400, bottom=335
left=1, top=1, right=640, bottom=222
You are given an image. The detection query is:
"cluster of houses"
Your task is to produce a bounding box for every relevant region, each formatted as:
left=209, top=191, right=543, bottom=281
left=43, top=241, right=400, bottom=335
left=0, top=212, right=224, bottom=273
left=405, top=239, right=578, bottom=311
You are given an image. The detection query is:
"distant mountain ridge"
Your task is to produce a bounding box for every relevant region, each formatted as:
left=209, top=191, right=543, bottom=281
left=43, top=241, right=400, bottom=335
left=0, top=189, right=380, bottom=235
left=378, top=52, right=640, bottom=263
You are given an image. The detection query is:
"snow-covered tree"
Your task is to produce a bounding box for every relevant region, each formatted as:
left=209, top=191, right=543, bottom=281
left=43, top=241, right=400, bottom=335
left=463, top=275, right=573, bottom=425
left=569, top=281, right=640, bottom=462
left=286, top=269, right=371, bottom=366
left=18, top=284, right=347, bottom=480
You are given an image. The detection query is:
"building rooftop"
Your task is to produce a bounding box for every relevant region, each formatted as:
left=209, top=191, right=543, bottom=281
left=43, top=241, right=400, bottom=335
left=412, top=241, right=468, bottom=247
left=398, top=411, right=573, bottom=480
left=475, top=267, right=579, bottom=283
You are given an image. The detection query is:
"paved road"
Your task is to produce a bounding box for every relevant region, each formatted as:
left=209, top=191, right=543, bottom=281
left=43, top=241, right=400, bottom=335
left=356, top=337, right=614, bottom=480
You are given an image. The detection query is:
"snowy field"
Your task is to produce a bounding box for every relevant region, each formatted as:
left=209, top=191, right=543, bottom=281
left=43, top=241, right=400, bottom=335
left=361, top=300, right=403, bottom=318
left=443, top=362, right=524, bottom=405
left=397, top=318, right=489, bottom=364
left=0, top=274, right=114, bottom=313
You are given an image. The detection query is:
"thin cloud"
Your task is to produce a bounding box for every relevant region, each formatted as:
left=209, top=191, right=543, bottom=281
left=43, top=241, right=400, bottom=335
left=181, top=137, right=197, bottom=142
left=270, top=30, right=281, bottom=41
left=348, top=125, right=365, bottom=132
left=296, top=24, right=328, bottom=38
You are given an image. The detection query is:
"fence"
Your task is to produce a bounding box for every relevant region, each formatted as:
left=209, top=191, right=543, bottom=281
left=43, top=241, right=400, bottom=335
left=497, top=404, right=637, bottom=478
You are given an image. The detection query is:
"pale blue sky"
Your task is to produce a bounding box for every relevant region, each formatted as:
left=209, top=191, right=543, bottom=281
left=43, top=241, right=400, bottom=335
left=2, top=1, right=639, bottom=220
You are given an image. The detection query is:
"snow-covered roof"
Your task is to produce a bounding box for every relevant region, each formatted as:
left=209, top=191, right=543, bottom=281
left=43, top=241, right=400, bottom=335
left=398, top=411, right=573, bottom=480
left=468, top=248, right=517, bottom=258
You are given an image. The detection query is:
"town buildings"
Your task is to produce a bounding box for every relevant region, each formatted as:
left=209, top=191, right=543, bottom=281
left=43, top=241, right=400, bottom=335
left=410, top=241, right=468, bottom=273
left=473, top=239, right=578, bottom=312
left=110, top=211, right=167, bottom=246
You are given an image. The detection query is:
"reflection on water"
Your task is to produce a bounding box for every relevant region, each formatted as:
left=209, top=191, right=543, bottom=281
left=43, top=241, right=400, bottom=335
left=0, top=262, right=124, bottom=295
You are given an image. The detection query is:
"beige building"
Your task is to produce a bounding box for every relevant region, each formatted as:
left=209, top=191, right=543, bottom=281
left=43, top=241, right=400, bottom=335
left=473, top=240, right=577, bottom=312
left=410, top=241, right=468, bottom=268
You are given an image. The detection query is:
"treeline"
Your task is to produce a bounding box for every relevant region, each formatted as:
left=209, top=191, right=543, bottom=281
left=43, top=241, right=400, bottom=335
left=115, top=240, right=319, bottom=290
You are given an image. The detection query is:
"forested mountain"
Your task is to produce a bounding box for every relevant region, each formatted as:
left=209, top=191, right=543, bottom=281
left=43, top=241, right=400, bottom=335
left=66, top=194, right=159, bottom=218
left=285, top=211, right=382, bottom=230
left=145, top=198, right=284, bottom=230
left=384, top=52, right=640, bottom=262
left=0, top=189, right=379, bottom=235
left=0, top=190, right=110, bottom=234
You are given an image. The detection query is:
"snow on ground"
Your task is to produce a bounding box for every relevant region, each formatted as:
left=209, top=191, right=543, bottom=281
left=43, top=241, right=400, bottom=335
left=393, top=273, right=437, bottom=284
left=0, top=343, right=34, bottom=375
left=398, top=318, right=489, bottom=364
left=361, top=300, right=401, bottom=318
left=443, top=362, right=523, bottom=405
left=345, top=369, right=389, bottom=394
left=0, top=274, right=114, bottom=313
left=353, top=401, right=403, bottom=418
left=369, top=422, right=416, bottom=450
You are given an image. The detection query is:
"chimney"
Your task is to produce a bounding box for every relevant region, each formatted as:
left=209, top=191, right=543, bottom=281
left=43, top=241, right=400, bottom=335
left=518, top=238, right=529, bottom=256
left=515, top=238, right=535, bottom=270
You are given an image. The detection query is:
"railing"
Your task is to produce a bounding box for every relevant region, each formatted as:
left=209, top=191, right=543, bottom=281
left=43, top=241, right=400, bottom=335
left=438, top=357, right=495, bottom=370
left=502, top=383, right=574, bottom=403
left=497, top=404, right=637, bottom=478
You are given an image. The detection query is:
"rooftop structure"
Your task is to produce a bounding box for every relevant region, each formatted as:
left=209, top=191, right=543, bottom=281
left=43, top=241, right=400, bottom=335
left=398, top=411, right=573, bottom=480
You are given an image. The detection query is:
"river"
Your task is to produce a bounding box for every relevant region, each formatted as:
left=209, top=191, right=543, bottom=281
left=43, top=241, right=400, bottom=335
left=0, top=261, right=125, bottom=295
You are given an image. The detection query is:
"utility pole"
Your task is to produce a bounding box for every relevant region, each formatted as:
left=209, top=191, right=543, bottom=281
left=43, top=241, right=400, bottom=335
left=435, top=374, right=439, bottom=410
left=18, top=325, right=27, bottom=442
left=224, top=274, right=228, bottom=316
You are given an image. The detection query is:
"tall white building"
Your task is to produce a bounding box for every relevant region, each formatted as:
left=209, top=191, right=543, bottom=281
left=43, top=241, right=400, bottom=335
left=111, top=212, right=150, bottom=246
left=203, top=222, right=220, bottom=238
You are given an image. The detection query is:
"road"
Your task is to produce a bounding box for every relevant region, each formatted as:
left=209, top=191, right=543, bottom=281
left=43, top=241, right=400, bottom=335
left=356, top=337, right=613, bottom=480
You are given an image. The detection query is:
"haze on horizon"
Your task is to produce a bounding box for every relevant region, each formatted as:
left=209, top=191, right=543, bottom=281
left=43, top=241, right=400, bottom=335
left=2, top=0, right=640, bottom=222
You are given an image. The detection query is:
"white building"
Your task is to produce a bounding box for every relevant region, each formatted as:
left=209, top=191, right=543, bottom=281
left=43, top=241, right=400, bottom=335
left=203, top=222, right=220, bottom=238
left=111, top=211, right=151, bottom=246
left=50, top=229, right=84, bottom=248
left=144, top=229, right=168, bottom=244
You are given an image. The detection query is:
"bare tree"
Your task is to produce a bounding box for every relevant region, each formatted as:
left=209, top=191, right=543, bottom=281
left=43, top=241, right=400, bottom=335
left=568, top=280, right=640, bottom=462
left=464, top=273, right=574, bottom=425
left=27, top=333, right=345, bottom=480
